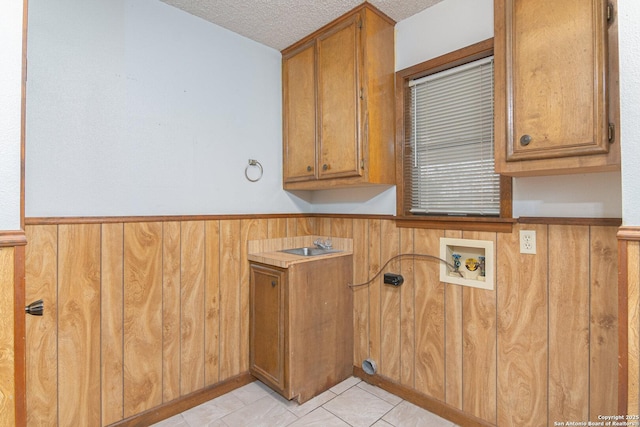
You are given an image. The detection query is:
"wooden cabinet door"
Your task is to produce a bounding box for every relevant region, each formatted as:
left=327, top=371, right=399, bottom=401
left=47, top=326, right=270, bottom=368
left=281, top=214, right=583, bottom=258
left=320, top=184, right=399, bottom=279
left=502, top=0, right=609, bottom=162
left=283, top=42, right=317, bottom=183
left=317, top=14, right=362, bottom=179
left=249, top=265, right=286, bottom=393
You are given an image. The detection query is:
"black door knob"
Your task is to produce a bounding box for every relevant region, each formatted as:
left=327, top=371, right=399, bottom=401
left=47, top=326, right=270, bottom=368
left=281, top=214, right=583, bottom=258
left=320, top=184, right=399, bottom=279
left=25, top=299, right=44, bottom=316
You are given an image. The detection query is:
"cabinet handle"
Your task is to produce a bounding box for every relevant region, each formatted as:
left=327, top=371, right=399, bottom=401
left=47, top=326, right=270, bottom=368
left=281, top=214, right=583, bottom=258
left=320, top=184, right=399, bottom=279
left=322, top=164, right=329, bottom=171
left=271, top=281, right=277, bottom=288
left=520, top=134, right=532, bottom=146
left=306, top=165, right=312, bottom=172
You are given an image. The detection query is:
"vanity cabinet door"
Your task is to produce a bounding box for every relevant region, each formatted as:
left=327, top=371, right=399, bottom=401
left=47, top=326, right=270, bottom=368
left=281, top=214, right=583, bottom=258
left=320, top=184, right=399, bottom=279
left=249, top=264, right=287, bottom=394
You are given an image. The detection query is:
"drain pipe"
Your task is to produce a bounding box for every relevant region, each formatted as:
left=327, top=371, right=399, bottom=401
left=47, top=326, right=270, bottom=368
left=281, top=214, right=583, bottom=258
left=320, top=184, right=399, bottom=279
left=362, top=358, right=377, bottom=375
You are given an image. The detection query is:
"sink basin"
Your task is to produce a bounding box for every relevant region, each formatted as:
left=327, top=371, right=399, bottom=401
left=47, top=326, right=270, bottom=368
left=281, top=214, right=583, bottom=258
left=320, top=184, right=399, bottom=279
left=279, top=247, right=342, bottom=257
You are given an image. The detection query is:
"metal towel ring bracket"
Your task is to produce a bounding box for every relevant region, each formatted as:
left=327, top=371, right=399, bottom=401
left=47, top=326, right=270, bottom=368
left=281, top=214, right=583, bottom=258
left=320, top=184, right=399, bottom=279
left=245, top=159, right=263, bottom=182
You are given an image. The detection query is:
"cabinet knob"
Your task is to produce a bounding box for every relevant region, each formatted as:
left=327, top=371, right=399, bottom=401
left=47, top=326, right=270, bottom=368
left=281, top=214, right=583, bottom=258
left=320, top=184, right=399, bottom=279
left=306, top=165, right=312, bottom=172
left=322, top=164, right=329, bottom=171
left=271, top=280, right=277, bottom=288
left=520, top=134, right=532, bottom=146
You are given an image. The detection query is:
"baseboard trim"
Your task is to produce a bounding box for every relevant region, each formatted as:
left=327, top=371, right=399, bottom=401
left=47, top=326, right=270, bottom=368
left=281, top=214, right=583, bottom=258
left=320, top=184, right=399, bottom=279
left=107, top=372, right=254, bottom=427
left=353, top=367, right=494, bottom=427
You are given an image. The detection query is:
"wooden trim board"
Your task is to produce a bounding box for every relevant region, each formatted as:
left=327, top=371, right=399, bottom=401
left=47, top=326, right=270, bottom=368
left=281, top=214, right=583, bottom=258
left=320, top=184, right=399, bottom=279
left=108, top=373, right=254, bottom=427
left=353, top=367, right=493, bottom=427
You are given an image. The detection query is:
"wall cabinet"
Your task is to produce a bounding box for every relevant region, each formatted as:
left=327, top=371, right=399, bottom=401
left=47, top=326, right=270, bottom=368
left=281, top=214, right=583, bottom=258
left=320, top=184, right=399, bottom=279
left=282, top=4, right=395, bottom=189
left=249, top=255, right=353, bottom=403
left=494, top=0, right=620, bottom=176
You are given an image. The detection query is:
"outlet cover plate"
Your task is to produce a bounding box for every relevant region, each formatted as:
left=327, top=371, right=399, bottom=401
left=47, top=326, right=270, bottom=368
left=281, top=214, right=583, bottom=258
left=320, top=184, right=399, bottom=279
left=520, top=230, right=536, bottom=254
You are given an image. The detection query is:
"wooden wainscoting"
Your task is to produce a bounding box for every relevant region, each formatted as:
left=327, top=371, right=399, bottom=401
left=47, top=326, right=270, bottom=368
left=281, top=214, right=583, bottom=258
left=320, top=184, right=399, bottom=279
left=317, top=217, right=620, bottom=427
left=23, top=215, right=622, bottom=426
left=618, top=228, right=640, bottom=416
left=0, top=247, right=16, bottom=427
left=24, top=216, right=315, bottom=426
left=629, top=240, right=640, bottom=415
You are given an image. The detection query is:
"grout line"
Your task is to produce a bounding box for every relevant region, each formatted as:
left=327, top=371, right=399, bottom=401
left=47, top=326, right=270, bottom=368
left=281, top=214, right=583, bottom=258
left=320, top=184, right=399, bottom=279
left=546, top=224, right=550, bottom=427
left=56, top=225, right=60, bottom=427
left=121, top=223, right=125, bottom=420
left=587, top=226, right=592, bottom=419
left=99, top=224, right=103, bottom=425
left=443, top=229, right=447, bottom=405
left=494, top=230, right=498, bottom=425
left=161, top=222, right=164, bottom=403
left=179, top=222, right=183, bottom=397
left=461, top=225, right=465, bottom=414
left=203, top=221, right=207, bottom=389
left=217, top=220, right=221, bottom=383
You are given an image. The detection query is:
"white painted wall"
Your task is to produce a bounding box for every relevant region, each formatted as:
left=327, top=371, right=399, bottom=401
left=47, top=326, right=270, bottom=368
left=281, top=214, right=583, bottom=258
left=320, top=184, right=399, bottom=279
left=24, top=0, right=629, bottom=219
left=309, top=185, right=396, bottom=215
left=395, top=0, right=623, bottom=219
left=512, top=172, right=622, bottom=218
left=619, top=0, right=640, bottom=226
left=395, top=0, right=494, bottom=71
left=26, top=0, right=310, bottom=216
left=0, top=0, right=23, bottom=230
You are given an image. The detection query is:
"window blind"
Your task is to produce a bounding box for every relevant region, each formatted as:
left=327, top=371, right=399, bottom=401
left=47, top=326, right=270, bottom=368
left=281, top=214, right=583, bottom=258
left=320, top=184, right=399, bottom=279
left=405, top=56, right=499, bottom=216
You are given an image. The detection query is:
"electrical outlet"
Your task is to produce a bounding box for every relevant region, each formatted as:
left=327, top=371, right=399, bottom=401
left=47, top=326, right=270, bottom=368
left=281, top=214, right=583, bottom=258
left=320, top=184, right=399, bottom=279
left=520, top=230, right=536, bottom=254
left=383, top=273, right=404, bottom=287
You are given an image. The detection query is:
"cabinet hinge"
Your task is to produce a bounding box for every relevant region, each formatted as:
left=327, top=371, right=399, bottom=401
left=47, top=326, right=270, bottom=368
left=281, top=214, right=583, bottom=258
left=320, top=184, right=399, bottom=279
left=358, top=19, right=363, bottom=29
left=361, top=159, right=365, bottom=169
left=359, top=88, right=364, bottom=100
left=608, top=123, right=615, bottom=143
left=607, top=2, right=614, bottom=24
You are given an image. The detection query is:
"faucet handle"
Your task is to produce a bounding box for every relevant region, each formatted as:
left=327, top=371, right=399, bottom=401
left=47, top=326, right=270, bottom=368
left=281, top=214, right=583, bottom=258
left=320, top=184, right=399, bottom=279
left=313, top=238, right=333, bottom=249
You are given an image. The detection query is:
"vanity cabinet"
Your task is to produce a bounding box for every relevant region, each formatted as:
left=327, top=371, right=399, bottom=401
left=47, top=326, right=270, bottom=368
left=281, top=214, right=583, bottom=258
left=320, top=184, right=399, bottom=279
left=249, top=255, right=353, bottom=403
left=249, top=264, right=287, bottom=394
left=494, top=0, right=620, bottom=176
left=282, top=4, right=395, bottom=189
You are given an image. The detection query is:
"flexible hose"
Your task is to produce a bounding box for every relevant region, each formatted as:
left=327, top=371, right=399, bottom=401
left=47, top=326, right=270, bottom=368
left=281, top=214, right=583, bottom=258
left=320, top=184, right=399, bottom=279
left=348, top=253, right=463, bottom=288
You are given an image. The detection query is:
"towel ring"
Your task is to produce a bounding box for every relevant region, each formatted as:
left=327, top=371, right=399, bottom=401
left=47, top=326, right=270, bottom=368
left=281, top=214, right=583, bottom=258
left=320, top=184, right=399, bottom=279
left=245, top=159, right=263, bottom=182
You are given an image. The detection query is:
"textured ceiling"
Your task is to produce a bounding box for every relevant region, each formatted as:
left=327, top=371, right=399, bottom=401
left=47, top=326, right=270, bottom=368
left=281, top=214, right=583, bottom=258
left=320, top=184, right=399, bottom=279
left=159, top=0, right=444, bottom=50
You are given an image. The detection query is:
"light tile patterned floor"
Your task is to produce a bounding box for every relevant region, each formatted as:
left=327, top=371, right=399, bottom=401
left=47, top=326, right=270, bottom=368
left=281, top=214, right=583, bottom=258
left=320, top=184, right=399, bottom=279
left=152, top=377, right=458, bottom=427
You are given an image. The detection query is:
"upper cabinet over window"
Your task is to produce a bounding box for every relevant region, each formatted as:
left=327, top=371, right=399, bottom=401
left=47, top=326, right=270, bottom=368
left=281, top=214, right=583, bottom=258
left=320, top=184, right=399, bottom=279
left=494, top=0, right=620, bottom=176
left=282, top=4, right=396, bottom=190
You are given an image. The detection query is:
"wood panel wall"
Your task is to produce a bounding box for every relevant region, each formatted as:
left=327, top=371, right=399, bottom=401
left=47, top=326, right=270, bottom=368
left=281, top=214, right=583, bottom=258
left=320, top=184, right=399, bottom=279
left=24, top=217, right=314, bottom=426
left=0, top=247, right=16, bottom=427
left=625, top=240, right=640, bottom=415
left=319, top=218, right=619, bottom=426
left=24, top=216, right=620, bottom=426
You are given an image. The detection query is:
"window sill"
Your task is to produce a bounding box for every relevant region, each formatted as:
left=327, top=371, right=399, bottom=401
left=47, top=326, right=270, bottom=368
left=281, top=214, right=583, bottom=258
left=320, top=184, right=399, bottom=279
left=395, top=215, right=515, bottom=233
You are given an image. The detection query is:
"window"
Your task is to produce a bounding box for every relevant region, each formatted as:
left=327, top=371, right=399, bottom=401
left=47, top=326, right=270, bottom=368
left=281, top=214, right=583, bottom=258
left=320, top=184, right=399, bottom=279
left=396, top=39, right=512, bottom=229
left=408, top=56, right=497, bottom=215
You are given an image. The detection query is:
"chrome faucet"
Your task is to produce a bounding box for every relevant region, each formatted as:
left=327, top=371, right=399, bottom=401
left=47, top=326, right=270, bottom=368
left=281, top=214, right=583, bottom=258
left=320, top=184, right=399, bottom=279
left=313, top=238, right=333, bottom=250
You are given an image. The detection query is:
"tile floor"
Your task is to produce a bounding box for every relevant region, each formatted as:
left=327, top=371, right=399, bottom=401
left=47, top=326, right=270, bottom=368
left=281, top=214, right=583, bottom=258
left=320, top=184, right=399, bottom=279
left=152, top=376, right=459, bottom=427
